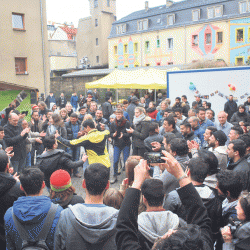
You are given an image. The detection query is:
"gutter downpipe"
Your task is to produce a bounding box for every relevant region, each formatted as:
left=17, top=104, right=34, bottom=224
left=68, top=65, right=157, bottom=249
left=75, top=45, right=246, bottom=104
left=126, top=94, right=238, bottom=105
left=40, top=0, right=48, bottom=97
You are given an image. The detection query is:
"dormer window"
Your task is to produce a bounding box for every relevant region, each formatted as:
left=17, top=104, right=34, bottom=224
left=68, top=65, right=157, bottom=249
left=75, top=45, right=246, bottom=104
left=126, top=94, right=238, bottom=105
left=138, top=19, right=148, bottom=31
left=192, top=9, right=200, bottom=21
left=167, top=14, right=175, bottom=25
left=116, top=24, right=126, bottom=34
left=239, top=1, right=247, bottom=13
left=207, top=5, right=223, bottom=19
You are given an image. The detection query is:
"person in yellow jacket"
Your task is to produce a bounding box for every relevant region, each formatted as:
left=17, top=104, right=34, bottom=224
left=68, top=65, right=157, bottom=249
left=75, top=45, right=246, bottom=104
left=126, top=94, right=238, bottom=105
left=55, top=119, right=111, bottom=169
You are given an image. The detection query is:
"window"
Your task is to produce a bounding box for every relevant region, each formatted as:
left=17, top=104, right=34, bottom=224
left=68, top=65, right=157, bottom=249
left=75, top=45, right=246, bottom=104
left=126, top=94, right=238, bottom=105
left=96, top=56, right=99, bottom=63
left=215, top=6, right=223, bottom=17
left=167, top=38, right=173, bottom=50
left=12, top=13, right=25, bottom=30
left=96, top=38, right=99, bottom=46
left=192, top=9, right=200, bottom=21
left=167, top=14, right=175, bottom=25
left=236, top=56, right=244, bottom=66
left=192, top=35, right=198, bottom=46
left=156, top=62, right=161, bottom=66
left=236, top=28, right=244, bottom=42
left=168, top=62, right=173, bottom=65
left=157, top=38, right=160, bottom=48
left=134, top=43, right=138, bottom=53
left=15, top=57, right=27, bottom=74
left=146, top=64, right=150, bottom=67
left=138, top=19, right=148, bottom=31
left=217, top=32, right=223, bottom=43
left=95, top=19, right=98, bottom=27
left=94, top=0, right=98, bottom=8
left=239, top=1, right=247, bottom=13
left=205, top=33, right=211, bottom=45
left=145, top=41, right=150, bottom=53
left=116, top=24, right=126, bottom=34
left=207, top=7, right=214, bottom=19
left=107, top=0, right=110, bottom=7
left=114, top=46, right=118, bottom=55
left=124, top=44, right=128, bottom=54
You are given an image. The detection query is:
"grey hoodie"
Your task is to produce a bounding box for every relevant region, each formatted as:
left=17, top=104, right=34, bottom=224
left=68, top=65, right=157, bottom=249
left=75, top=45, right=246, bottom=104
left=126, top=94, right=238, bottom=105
left=209, top=146, right=228, bottom=170
left=138, top=211, right=186, bottom=243
left=54, top=203, right=119, bottom=250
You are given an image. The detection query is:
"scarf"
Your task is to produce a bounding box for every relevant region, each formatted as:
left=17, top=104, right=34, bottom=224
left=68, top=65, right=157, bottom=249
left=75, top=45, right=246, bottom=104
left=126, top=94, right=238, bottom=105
left=147, top=107, right=156, bottom=113
left=115, top=117, right=126, bottom=127
left=133, top=113, right=146, bottom=126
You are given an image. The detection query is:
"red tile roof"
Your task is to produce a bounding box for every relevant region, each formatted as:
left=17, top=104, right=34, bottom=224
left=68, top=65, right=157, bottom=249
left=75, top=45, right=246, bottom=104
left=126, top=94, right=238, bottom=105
left=59, top=26, right=77, bottom=40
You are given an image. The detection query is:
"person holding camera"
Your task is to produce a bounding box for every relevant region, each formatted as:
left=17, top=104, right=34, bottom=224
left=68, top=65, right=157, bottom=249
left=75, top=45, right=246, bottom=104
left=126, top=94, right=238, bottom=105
left=221, top=191, right=250, bottom=250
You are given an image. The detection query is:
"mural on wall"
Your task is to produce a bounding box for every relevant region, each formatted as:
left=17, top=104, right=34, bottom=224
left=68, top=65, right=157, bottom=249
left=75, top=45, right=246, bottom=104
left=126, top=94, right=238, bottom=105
left=191, top=24, right=224, bottom=59
left=113, top=36, right=174, bottom=68
left=230, top=18, right=250, bottom=65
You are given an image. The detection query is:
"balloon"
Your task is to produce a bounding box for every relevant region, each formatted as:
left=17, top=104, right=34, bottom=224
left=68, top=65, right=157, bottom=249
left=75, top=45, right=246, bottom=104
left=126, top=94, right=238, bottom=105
left=228, top=84, right=231, bottom=87
left=232, top=86, right=236, bottom=91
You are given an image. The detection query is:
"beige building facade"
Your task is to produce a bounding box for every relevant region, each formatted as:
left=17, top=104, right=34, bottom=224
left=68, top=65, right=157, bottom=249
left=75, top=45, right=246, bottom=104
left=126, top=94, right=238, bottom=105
left=76, top=0, right=116, bottom=68
left=0, top=0, right=50, bottom=94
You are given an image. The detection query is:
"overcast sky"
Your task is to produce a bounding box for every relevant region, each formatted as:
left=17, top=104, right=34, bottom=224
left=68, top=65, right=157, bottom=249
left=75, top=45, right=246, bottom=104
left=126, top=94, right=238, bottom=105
left=46, top=0, right=182, bottom=27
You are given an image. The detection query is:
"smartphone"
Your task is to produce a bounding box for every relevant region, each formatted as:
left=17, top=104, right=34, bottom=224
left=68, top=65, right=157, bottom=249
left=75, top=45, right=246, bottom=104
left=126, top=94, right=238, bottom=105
left=144, top=152, right=164, bottom=164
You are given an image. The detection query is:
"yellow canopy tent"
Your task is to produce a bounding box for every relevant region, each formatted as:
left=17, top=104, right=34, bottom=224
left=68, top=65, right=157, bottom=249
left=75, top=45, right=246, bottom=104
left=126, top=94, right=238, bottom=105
left=85, top=67, right=180, bottom=101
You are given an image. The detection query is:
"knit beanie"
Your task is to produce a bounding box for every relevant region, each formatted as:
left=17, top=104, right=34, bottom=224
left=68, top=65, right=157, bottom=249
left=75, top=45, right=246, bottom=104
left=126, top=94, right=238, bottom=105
left=212, top=130, right=227, bottom=146
left=50, top=170, right=72, bottom=192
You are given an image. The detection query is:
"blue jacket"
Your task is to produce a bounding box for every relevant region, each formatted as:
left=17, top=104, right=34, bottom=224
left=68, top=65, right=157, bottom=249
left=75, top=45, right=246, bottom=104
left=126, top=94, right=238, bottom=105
left=71, top=95, right=79, bottom=108
left=123, top=111, right=130, bottom=121
left=4, top=195, right=63, bottom=250
left=193, top=126, right=205, bottom=145
left=199, top=118, right=214, bottom=131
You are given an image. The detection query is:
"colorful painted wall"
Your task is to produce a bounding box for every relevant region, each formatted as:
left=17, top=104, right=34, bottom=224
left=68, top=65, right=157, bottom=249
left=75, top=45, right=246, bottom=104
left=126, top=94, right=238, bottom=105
left=108, top=20, right=235, bottom=68
left=230, top=18, right=250, bottom=65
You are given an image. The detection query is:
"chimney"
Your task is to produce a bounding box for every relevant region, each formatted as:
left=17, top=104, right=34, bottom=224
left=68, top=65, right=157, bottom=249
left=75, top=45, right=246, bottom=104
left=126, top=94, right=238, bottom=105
left=145, top=1, right=149, bottom=12
left=166, top=0, right=173, bottom=7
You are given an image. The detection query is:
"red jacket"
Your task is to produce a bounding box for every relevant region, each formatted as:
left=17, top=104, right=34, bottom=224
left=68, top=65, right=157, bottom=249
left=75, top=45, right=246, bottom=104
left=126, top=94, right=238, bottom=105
left=148, top=109, right=158, bottom=119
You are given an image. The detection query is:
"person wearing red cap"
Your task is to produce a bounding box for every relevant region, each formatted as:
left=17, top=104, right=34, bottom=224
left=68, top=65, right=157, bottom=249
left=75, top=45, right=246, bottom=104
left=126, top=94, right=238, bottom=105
left=50, top=170, right=84, bottom=209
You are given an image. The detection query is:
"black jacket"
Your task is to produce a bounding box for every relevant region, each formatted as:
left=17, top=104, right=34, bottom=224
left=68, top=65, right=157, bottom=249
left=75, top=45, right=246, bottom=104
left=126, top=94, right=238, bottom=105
left=230, top=111, right=250, bottom=126
left=116, top=183, right=213, bottom=250
left=224, top=100, right=238, bottom=121
left=65, top=121, right=81, bottom=140
left=101, top=102, right=113, bottom=119
left=110, top=118, right=131, bottom=149
left=132, top=117, right=151, bottom=149
left=144, top=134, right=163, bottom=152
left=37, top=149, right=84, bottom=188
left=0, top=172, right=25, bottom=248
left=183, top=131, right=198, bottom=141
left=57, top=97, right=67, bottom=109
left=3, top=122, right=28, bottom=161
left=228, top=157, right=250, bottom=190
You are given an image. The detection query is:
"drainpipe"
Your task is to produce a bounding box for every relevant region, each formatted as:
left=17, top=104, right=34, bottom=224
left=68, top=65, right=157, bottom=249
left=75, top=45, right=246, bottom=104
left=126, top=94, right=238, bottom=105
left=40, top=0, right=48, bottom=97
left=184, top=24, right=187, bottom=65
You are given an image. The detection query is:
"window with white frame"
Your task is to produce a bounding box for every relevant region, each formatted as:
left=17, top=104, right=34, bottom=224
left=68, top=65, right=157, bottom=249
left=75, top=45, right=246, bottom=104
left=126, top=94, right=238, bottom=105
left=116, top=24, right=126, bottom=34
left=215, top=5, right=223, bottom=17
left=167, top=38, right=173, bottom=50
left=138, top=19, right=148, bottom=31
left=12, top=13, right=25, bottom=30
left=192, top=9, right=200, bottom=21
left=207, top=7, right=215, bottom=18
left=167, top=14, right=175, bottom=25
left=239, top=1, right=247, bottom=13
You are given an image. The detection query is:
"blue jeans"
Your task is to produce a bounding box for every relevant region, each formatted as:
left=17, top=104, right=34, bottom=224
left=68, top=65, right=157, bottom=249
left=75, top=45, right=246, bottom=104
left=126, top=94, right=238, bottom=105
left=26, top=152, right=31, bottom=168
left=66, top=147, right=81, bottom=174
left=11, top=157, right=26, bottom=174
left=113, top=145, right=130, bottom=176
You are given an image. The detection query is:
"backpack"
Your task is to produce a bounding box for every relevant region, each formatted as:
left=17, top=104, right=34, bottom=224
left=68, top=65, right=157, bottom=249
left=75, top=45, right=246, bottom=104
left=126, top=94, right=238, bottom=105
left=12, top=203, right=58, bottom=250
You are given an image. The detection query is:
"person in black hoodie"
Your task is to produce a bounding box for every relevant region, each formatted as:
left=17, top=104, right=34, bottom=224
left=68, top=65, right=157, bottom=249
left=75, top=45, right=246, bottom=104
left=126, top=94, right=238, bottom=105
left=110, top=109, right=131, bottom=184
left=230, top=104, right=250, bottom=126
left=0, top=150, right=25, bottom=249
left=37, top=135, right=87, bottom=189
left=115, top=153, right=213, bottom=250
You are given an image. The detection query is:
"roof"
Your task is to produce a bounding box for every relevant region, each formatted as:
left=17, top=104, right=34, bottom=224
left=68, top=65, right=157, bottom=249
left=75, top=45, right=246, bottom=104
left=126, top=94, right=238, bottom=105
left=59, top=26, right=77, bottom=40
left=109, top=0, right=249, bottom=38
left=0, top=81, right=37, bottom=91
left=61, top=65, right=181, bottom=78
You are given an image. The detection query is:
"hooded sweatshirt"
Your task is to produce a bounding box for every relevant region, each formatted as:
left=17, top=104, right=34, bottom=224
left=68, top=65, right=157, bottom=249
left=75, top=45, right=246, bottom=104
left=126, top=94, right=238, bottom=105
left=4, top=195, right=62, bottom=250
left=138, top=210, right=187, bottom=249
left=209, top=145, right=228, bottom=170
left=54, top=203, right=119, bottom=250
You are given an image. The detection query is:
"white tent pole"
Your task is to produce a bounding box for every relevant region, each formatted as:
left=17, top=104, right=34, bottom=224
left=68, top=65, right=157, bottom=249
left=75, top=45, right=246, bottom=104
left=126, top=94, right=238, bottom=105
left=116, top=89, right=119, bottom=103
left=154, top=89, right=156, bottom=102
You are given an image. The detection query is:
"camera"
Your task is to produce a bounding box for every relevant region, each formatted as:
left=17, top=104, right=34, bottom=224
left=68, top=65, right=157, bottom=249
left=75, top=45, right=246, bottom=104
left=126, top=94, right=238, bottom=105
left=227, top=218, right=242, bottom=238
left=144, top=152, right=165, bottom=164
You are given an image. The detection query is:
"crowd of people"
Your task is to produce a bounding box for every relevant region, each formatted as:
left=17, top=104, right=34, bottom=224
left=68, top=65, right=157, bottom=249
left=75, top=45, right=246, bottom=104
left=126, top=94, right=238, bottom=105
left=1, top=88, right=250, bottom=250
